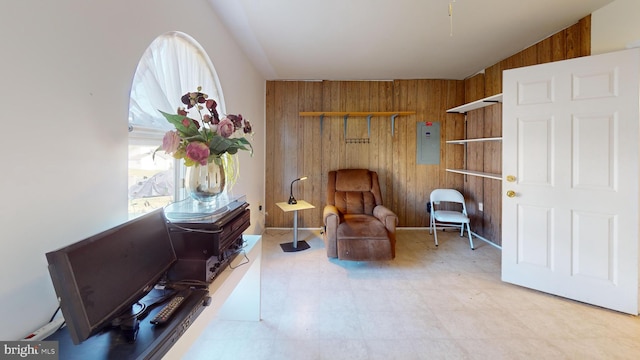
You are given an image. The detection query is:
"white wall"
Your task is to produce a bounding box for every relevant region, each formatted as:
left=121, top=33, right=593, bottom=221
left=0, top=0, right=265, bottom=340
left=592, top=0, right=640, bottom=54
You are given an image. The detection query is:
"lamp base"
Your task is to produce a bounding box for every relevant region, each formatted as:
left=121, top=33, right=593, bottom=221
left=287, top=196, right=297, bottom=205
left=280, top=241, right=310, bottom=252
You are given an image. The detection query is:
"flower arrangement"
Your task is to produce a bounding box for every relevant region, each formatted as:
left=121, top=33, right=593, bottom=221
left=157, top=87, right=253, bottom=167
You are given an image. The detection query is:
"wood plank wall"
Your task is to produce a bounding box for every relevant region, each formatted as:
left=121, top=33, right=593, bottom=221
left=266, top=80, right=465, bottom=229
left=464, top=15, right=591, bottom=245
left=264, top=15, right=591, bottom=247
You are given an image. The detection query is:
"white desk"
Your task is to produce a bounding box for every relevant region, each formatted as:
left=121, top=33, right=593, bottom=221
left=163, top=234, right=262, bottom=359
left=276, top=200, right=315, bottom=252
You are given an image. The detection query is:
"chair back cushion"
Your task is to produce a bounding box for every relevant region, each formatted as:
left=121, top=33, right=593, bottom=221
left=430, top=188, right=467, bottom=214
left=430, top=188, right=465, bottom=204
left=327, top=169, right=382, bottom=215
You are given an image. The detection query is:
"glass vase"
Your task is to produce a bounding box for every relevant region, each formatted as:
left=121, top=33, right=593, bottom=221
left=185, top=160, right=226, bottom=203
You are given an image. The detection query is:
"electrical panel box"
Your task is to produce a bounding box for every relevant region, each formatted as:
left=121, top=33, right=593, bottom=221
left=417, top=121, right=440, bottom=165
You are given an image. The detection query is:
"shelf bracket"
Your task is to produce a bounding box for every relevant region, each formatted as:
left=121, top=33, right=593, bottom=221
left=390, top=114, right=398, bottom=136
left=319, top=114, right=324, bottom=133
left=343, top=114, right=349, bottom=139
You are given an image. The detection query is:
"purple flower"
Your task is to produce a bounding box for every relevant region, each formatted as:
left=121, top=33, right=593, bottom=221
left=186, top=142, right=210, bottom=165
left=206, top=99, right=219, bottom=123
left=162, top=131, right=181, bottom=153
left=243, top=120, right=252, bottom=134
left=218, top=117, right=235, bottom=138
left=181, top=91, right=207, bottom=109
left=227, top=114, right=243, bottom=131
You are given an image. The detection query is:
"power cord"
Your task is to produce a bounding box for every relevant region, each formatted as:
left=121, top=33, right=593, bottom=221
left=49, top=306, right=66, bottom=331
left=226, top=239, right=250, bottom=269
left=49, top=307, right=61, bottom=322
left=110, top=302, right=147, bottom=326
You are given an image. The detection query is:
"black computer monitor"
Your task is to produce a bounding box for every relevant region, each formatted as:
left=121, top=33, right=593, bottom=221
left=46, top=208, right=177, bottom=344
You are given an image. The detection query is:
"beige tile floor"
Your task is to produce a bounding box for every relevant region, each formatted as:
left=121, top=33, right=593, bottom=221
left=185, top=229, right=640, bottom=360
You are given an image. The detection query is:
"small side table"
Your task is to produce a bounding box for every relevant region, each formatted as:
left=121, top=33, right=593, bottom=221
left=276, top=200, right=315, bottom=252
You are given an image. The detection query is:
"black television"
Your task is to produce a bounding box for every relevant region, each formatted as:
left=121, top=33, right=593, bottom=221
left=46, top=208, right=177, bottom=344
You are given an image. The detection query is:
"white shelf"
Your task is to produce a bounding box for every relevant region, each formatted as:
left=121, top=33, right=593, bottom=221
left=446, top=94, right=503, bottom=183
left=446, top=169, right=502, bottom=180
left=446, top=93, right=502, bottom=114
left=447, top=137, right=502, bottom=144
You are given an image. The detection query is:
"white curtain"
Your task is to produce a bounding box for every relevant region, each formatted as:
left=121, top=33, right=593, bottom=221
left=128, top=32, right=225, bottom=137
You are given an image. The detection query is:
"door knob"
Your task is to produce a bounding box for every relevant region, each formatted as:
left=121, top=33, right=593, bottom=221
left=506, top=190, right=516, bottom=198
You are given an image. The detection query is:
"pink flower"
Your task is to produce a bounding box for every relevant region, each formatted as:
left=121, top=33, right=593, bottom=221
left=218, top=117, right=235, bottom=138
left=162, top=131, right=181, bottom=153
left=186, top=142, right=210, bottom=165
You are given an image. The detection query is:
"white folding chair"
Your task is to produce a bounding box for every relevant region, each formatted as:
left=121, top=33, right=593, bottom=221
left=429, top=189, right=474, bottom=250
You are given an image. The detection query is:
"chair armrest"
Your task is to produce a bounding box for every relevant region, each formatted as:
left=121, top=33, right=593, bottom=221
left=373, top=205, right=398, bottom=232
left=323, top=205, right=341, bottom=258
left=323, top=205, right=340, bottom=225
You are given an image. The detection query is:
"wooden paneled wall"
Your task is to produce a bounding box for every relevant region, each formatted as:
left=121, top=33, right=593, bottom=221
left=266, top=80, right=465, bottom=229
left=463, top=15, right=591, bottom=245
left=265, top=15, right=591, bottom=247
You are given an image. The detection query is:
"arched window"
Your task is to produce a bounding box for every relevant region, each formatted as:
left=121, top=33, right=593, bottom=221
left=127, top=32, right=223, bottom=218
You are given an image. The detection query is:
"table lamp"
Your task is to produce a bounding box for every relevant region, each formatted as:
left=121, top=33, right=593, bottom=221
left=288, top=176, right=307, bottom=204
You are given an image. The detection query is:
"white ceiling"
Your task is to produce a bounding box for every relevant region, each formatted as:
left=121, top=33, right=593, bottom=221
left=208, top=0, right=614, bottom=81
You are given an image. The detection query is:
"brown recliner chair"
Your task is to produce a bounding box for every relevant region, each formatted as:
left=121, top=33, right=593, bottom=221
left=323, top=169, right=398, bottom=260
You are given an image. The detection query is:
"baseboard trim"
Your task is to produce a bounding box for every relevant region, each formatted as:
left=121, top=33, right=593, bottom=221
left=470, top=231, right=501, bottom=250
left=263, top=227, right=502, bottom=250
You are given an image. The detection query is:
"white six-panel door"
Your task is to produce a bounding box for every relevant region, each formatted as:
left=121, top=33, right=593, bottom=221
left=502, top=48, right=640, bottom=314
